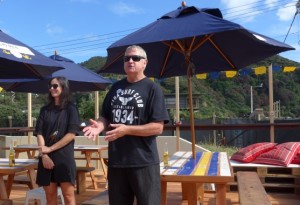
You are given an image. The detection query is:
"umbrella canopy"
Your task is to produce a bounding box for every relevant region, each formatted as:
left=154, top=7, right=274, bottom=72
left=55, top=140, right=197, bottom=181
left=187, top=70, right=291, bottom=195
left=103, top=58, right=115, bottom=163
left=98, top=4, right=294, bottom=158
left=0, top=54, right=111, bottom=93
left=100, top=6, right=294, bottom=77
left=0, top=30, right=63, bottom=79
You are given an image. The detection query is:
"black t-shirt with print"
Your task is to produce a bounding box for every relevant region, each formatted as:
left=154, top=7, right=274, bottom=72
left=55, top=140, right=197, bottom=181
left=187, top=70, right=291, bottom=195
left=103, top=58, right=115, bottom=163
left=102, top=77, right=169, bottom=167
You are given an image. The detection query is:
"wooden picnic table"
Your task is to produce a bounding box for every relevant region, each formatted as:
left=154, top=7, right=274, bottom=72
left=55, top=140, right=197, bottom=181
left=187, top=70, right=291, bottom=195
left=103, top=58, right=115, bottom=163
left=74, top=145, right=108, bottom=189
left=160, top=151, right=234, bottom=205
left=0, top=158, right=38, bottom=199
left=1, top=144, right=108, bottom=190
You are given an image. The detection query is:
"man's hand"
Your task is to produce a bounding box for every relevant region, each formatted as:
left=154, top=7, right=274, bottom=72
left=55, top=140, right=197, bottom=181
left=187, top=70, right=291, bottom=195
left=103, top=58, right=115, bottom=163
left=83, top=119, right=103, bottom=141
left=104, top=124, right=127, bottom=141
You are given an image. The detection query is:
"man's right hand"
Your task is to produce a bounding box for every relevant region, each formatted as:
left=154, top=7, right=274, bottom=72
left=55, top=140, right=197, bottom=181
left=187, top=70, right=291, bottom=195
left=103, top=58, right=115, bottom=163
left=82, top=119, right=102, bottom=141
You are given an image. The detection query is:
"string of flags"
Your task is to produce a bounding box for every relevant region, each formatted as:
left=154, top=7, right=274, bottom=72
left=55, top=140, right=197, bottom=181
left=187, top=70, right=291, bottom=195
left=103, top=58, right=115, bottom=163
left=195, top=65, right=298, bottom=80
left=147, top=65, right=298, bottom=82
left=1, top=66, right=298, bottom=92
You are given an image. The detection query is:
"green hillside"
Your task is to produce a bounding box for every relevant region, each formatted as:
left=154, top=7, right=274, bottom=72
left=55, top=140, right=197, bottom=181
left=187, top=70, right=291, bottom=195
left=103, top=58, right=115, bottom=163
left=1, top=54, right=300, bottom=128
left=81, top=55, right=300, bottom=119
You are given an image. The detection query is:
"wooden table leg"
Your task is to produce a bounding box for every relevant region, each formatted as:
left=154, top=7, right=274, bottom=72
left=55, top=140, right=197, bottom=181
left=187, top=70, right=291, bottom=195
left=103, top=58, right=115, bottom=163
left=182, top=182, right=203, bottom=205
left=161, top=181, right=167, bottom=205
left=84, top=152, right=98, bottom=190
left=6, top=174, right=14, bottom=197
left=186, top=183, right=198, bottom=205
left=215, top=184, right=226, bottom=205
left=0, top=175, right=8, bottom=199
left=28, top=168, right=38, bottom=189
left=181, top=183, right=188, bottom=200
left=98, top=151, right=107, bottom=180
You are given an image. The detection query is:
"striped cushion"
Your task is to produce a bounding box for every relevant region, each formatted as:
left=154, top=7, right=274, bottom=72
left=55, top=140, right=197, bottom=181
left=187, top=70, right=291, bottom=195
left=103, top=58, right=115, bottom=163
left=253, top=142, right=300, bottom=166
left=230, top=142, right=277, bottom=163
left=291, top=151, right=300, bottom=164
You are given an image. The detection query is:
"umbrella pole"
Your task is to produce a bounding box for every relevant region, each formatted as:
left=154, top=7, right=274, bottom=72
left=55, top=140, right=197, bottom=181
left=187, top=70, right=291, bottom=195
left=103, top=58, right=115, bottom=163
left=175, top=76, right=180, bottom=151
left=94, top=91, right=99, bottom=145
left=268, top=64, right=275, bottom=143
left=187, top=74, right=196, bottom=159
left=27, top=93, right=33, bottom=144
left=94, top=91, right=100, bottom=169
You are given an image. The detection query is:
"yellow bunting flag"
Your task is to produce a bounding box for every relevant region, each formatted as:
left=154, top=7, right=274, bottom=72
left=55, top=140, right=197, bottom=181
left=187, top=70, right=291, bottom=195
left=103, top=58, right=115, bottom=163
left=283, top=66, right=296, bottom=72
left=254, top=66, right=267, bottom=75
left=0, top=87, right=3, bottom=92
left=149, top=77, right=155, bottom=81
left=196, top=73, right=207, bottom=79
left=225, top=71, right=237, bottom=78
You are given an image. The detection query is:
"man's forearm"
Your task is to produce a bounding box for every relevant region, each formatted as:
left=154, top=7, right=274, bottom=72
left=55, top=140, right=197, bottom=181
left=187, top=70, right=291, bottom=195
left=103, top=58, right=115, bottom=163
left=125, top=122, right=164, bottom=137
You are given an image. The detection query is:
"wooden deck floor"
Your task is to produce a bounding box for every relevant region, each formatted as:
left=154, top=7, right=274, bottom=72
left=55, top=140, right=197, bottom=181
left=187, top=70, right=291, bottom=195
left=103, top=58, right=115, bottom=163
left=7, top=170, right=300, bottom=205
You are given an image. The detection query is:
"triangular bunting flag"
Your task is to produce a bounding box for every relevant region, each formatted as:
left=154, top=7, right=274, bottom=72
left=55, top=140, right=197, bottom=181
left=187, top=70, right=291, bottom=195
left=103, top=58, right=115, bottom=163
left=209, top=72, right=220, bottom=80
left=196, top=73, right=207, bottom=79
left=283, top=66, right=297, bottom=72
left=239, top=68, right=252, bottom=76
left=157, top=78, right=166, bottom=83
left=254, top=66, right=267, bottom=75
left=272, top=65, right=281, bottom=72
left=225, top=71, right=237, bottom=78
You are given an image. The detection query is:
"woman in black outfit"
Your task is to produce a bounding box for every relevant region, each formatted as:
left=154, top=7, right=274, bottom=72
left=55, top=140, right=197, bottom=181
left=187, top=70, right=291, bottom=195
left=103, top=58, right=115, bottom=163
left=35, top=76, right=80, bottom=205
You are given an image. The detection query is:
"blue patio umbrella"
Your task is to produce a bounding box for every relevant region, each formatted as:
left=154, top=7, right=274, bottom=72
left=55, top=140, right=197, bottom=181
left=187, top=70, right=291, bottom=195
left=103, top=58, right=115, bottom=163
left=0, top=54, right=111, bottom=93
left=98, top=3, right=294, bottom=158
left=0, top=30, right=63, bottom=79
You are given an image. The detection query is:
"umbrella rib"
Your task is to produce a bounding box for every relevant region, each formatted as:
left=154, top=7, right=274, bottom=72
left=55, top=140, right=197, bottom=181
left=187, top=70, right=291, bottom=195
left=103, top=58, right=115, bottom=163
left=102, top=53, right=124, bottom=70
left=188, top=37, right=196, bottom=52
left=160, top=42, right=174, bottom=77
left=192, top=34, right=212, bottom=52
left=208, top=38, right=235, bottom=69
left=6, top=82, right=19, bottom=91
left=163, top=41, right=184, bottom=53
left=24, top=63, right=43, bottom=78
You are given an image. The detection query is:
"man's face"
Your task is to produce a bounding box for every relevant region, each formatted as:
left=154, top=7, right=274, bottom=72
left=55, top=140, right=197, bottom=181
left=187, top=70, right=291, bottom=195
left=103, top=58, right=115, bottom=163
left=123, top=48, right=147, bottom=75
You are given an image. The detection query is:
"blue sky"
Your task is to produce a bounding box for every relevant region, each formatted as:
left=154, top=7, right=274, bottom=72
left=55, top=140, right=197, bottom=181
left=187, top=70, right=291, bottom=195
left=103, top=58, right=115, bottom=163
left=0, top=0, right=299, bottom=64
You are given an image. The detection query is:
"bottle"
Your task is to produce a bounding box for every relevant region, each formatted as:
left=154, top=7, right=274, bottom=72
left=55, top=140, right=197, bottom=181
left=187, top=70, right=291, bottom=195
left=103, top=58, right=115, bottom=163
left=9, top=144, right=15, bottom=167
left=163, top=142, right=169, bottom=167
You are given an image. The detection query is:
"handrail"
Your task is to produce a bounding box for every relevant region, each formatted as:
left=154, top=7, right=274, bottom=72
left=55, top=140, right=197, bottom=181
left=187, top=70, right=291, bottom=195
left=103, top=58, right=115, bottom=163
left=1, top=122, right=300, bottom=134
left=165, top=122, right=300, bottom=130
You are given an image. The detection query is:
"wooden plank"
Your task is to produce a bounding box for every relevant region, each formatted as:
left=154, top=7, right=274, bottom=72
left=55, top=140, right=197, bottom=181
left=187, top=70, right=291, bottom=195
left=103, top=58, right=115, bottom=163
left=237, top=171, right=271, bottom=205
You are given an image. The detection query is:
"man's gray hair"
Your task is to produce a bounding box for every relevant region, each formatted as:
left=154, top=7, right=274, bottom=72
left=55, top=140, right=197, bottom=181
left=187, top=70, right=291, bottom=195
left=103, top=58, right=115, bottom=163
left=126, top=45, right=147, bottom=59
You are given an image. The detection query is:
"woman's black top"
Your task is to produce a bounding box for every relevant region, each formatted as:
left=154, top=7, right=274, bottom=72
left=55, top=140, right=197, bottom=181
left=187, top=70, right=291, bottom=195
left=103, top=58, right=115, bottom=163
left=35, top=102, right=80, bottom=186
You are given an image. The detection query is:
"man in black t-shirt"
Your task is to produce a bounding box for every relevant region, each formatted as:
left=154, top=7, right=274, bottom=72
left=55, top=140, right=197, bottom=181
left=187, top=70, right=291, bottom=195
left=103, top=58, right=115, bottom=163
left=83, top=45, right=169, bottom=205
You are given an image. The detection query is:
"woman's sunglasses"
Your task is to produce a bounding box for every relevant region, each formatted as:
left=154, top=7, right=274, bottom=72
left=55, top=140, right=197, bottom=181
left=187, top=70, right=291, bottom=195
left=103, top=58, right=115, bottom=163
left=123, top=55, right=145, bottom=62
left=48, top=84, right=59, bottom=89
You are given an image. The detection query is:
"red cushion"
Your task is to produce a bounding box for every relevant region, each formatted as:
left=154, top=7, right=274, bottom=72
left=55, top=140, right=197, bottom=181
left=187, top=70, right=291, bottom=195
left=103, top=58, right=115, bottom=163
left=230, top=142, right=277, bottom=163
left=291, top=151, right=300, bottom=164
left=253, top=142, right=300, bottom=166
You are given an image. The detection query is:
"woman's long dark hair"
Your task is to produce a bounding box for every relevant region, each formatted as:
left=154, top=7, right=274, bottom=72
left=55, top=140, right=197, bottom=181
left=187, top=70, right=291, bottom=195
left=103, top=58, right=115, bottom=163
left=47, top=76, right=70, bottom=109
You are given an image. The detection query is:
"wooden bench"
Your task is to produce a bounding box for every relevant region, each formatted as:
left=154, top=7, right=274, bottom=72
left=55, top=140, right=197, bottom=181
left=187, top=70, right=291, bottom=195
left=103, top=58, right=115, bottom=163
left=237, top=171, right=271, bottom=205
left=230, top=160, right=300, bottom=194
left=76, top=166, right=95, bottom=194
